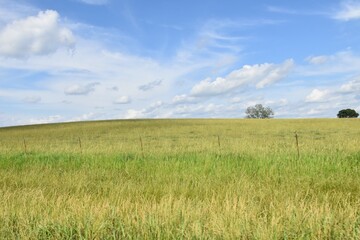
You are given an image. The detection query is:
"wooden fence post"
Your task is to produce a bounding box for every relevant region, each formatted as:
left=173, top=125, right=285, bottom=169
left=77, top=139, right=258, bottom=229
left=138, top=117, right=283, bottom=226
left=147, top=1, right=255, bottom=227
left=217, top=135, right=221, bottom=149
left=294, top=131, right=300, bottom=159
left=78, top=137, right=82, bottom=153
left=23, top=138, right=27, bottom=154
left=139, top=136, right=144, bottom=158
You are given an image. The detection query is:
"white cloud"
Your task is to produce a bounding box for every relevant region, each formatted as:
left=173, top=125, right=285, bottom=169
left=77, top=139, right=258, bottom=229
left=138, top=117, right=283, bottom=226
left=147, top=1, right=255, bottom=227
left=70, top=112, right=99, bottom=122
left=113, top=96, right=131, bottom=104
left=124, top=101, right=164, bottom=119
left=110, top=86, right=119, bottom=91
left=27, top=115, right=63, bottom=125
left=167, top=103, right=224, bottom=118
left=305, top=89, right=329, bottom=102
left=78, top=0, right=109, bottom=5
left=334, top=1, right=360, bottom=21
left=23, top=96, right=41, bottom=103
left=0, top=1, right=38, bottom=24
left=306, top=55, right=329, bottom=65
left=267, top=6, right=300, bottom=15
left=0, top=10, right=75, bottom=58
left=172, top=94, right=198, bottom=104
left=256, top=59, right=294, bottom=88
left=190, top=59, right=294, bottom=97
left=340, top=77, right=360, bottom=92
left=138, top=79, right=162, bottom=91
left=145, top=101, right=164, bottom=113
left=279, top=98, right=288, bottom=106
left=230, top=97, right=243, bottom=103
left=124, top=109, right=144, bottom=119
left=301, top=50, right=360, bottom=76
left=64, top=82, right=99, bottom=95
left=266, top=6, right=326, bottom=16
left=306, top=108, right=323, bottom=115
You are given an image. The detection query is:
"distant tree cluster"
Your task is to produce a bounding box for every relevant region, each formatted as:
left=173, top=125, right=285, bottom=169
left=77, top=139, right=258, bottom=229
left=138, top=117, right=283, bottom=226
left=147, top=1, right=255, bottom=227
left=245, top=105, right=359, bottom=119
left=245, top=104, right=274, bottom=119
left=337, top=109, right=359, bottom=118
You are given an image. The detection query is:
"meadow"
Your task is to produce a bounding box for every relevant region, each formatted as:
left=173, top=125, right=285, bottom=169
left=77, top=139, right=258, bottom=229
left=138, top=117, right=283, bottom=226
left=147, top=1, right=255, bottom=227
left=0, top=119, right=359, bottom=239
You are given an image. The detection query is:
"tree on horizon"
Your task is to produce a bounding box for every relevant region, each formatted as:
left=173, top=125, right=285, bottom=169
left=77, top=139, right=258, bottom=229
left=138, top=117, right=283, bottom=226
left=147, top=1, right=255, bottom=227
left=245, top=104, right=274, bottom=119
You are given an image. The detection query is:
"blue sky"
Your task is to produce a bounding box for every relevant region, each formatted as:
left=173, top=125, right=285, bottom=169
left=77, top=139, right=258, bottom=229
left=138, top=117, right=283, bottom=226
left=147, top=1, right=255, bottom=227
left=1, top=0, right=360, bottom=126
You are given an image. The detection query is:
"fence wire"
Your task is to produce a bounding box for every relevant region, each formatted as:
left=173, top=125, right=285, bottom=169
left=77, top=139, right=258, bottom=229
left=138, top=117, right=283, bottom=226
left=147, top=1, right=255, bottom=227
left=0, top=132, right=359, bottom=156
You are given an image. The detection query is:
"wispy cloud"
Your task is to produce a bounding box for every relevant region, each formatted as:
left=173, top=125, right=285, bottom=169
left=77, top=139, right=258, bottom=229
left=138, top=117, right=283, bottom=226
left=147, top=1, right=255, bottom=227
left=0, top=1, right=38, bottom=23
left=77, top=0, right=109, bottom=5
left=334, top=1, right=360, bottom=21
left=64, top=82, right=99, bottom=95
left=125, top=101, right=164, bottom=119
left=340, top=76, right=360, bottom=93
left=306, top=55, right=329, bottom=65
left=305, top=89, right=329, bottom=103
left=113, top=96, right=131, bottom=104
left=256, top=59, right=294, bottom=88
left=171, top=94, right=198, bottom=105
left=302, top=50, right=360, bottom=76
left=138, top=80, right=162, bottom=91
left=267, top=5, right=326, bottom=16
left=22, top=96, right=41, bottom=104
left=267, top=6, right=300, bottom=15
left=190, top=59, right=294, bottom=97
left=27, top=115, right=63, bottom=125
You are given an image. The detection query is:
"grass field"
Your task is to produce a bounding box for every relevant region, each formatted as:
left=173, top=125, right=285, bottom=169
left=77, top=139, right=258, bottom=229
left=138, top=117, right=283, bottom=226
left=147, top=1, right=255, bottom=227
left=0, top=119, right=359, bottom=239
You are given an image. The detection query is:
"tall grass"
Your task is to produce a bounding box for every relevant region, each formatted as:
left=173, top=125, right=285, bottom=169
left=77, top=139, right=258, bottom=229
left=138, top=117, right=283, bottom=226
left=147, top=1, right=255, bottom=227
left=0, top=119, right=359, bottom=239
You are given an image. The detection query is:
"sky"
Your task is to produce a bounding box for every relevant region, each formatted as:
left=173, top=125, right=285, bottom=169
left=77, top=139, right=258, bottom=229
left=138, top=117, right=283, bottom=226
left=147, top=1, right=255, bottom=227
left=1, top=0, right=360, bottom=126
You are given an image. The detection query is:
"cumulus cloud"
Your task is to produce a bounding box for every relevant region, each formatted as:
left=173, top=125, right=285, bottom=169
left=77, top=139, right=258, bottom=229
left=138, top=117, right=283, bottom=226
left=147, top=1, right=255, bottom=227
left=138, top=79, right=162, bottom=91
left=0, top=10, right=75, bottom=58
left=305, top=89, right=329, bottom=102
left=113, top=96, right=131, bottom=104
left=334, top=1, right=360, bottom=21
left=190, top=59, right=294, bottom=97
left=64, top=82, right=99, bottom=95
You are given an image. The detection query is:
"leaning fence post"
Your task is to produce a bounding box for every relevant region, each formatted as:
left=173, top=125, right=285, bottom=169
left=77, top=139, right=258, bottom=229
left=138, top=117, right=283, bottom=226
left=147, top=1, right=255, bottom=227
left=294, top=131, right=300, bottom=159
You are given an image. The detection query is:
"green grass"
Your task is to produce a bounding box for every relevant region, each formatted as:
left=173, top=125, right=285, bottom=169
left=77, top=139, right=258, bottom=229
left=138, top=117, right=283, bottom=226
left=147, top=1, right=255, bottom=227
left=0, top=119, right=359, bottom=239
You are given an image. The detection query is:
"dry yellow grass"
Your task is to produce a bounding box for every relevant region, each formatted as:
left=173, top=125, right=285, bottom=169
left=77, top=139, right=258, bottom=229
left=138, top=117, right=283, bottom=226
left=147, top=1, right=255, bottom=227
left=0, top=119, right=359, bottom=239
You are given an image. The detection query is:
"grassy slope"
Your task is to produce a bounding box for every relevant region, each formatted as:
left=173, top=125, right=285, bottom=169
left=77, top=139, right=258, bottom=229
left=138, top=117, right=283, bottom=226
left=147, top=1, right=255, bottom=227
left=0, top=119, right=359, bottom=239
